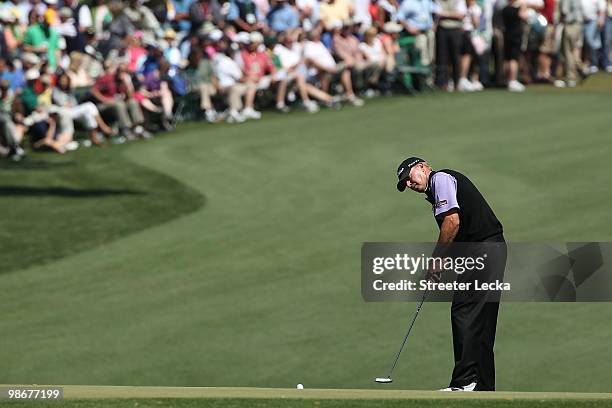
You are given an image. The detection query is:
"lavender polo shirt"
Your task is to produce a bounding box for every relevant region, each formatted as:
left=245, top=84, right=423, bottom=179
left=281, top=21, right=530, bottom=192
left=430, top=172, right=459, bottom=217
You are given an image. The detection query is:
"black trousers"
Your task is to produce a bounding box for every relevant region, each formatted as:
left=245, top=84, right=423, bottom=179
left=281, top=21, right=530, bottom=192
left=449, top=235, right=507, bottom=391
left=435, top=27, right=463, bottom=88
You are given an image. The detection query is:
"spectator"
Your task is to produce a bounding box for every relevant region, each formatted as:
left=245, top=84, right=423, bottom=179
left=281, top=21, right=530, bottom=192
left=142, top=59, right=175, bottom=130
left=296, top=0, right=320, bottom=30
left=228, top=0, right=266, bottom=32
left=396, top=0, right=435, bottom=67
left=359, top=26, right=386, bottom=92
left=303, top=28, right=364, bottom=105
left=503, top=0, right=528, bottom=91
left=555, top=0, right=583, bottom=87
left=184, top=48, right=220, bottom=122
left=272, top=30, right=330, bottom=111
left=0, top=58, right=25, bottom=92
left=581, top=0, right=606, bottom=72
left=535, top=0, right=557, bottom=82
left=434, top=0, right=466, bottom=90
left=603, top=0, right=612, bottom=71
left=319, top=0, right=354, bottom=30
left=188, top=0, right=224, bottom=37
left=267, top=0, right=301, bottom=33
left=457, top=0, right=484, bottom=91
left=91, top=63, right=149, bottom=139
left=213, top=40, right=260, bottom=122
left=0, top=79, right=25, bottom=160
left=332, top=21, right=381, bottom=95
left=52, top=72, right=115, bottom=145
left=23, top=9, right=61, bottom=70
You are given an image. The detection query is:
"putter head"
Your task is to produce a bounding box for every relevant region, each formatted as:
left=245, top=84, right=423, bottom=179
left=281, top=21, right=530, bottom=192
left=375, top=377, right=393, bottom=384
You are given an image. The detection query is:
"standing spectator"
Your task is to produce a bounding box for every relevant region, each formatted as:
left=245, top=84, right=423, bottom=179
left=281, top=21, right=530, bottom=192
left=267, top=0, right=301, bottom=33
left=535, top=0, right=557, bottom=82
left=581, top=0, right=606, bottom=72
left=434, top=0, right=466, bottom=90
left=396, top=0, right=435, bottom=67
left=503, top=0, right=528, bottom=91
left=91, top=63, right=148, bottom=139
left=602, top=0, right=612, bottom=71
left=457, top=0, right=483, bottom=91
left=555, top=0, right=583, bottom=86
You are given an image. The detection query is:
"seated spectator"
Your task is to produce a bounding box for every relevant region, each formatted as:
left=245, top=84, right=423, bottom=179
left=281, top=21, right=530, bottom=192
left=303, top=28, right=364, bottom=105
left=267, top=0, right=301, bottom=33
left=37, top=73, right=78, bottom=151
left=213, top=41, right=261, bottom=122
left=23, top=9, right=61, bottom=70
left=21, top=69, right=74, bottom=153
left=273, top=30, right=335, bottom=111
left=52, top=72, right=115, bottom=145
left=319, top=0, right=354, bottom=30
left=359, top=26, right=386, bottom=94
left=0, top=80, right=25, bottom=160
left=0, top=58, right=26, bottom=93
left=296, top=0, right=320, bottom=30
left=228, top=0, right=267, bottom=32
left=332, top=22, right=381, bottom=95
left=125, top=32, right=147, bottom=73
left=91, top=63, right=149, bottom=139
left=184, top=49, right=220, bottom=122
left=188, top=0, right=224, bottom=38
left=142, top=59, right=175, bottom=130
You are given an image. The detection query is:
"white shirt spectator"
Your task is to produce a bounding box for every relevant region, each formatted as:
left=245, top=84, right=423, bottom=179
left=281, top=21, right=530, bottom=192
left=78, top=4, right=93, bottom=30
left=463, top=3, right=482, bottom=30
left=214, top=53, right=244, bottom=88
left=581, top=0, right=605, bottom=20
left=303, top=40, right=337, bottom=71
left=273, top=43, right=302, bottom=69
left=359, top=37, right=384, bottom=62
left=353, top=0, right=373, bottom=26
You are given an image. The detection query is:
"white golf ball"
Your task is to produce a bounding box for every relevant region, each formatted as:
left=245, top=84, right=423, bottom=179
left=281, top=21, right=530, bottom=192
left=296, top=383, right=304, bottom=390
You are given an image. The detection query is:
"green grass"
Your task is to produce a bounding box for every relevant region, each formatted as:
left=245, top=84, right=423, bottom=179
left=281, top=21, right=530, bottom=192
left=4, top=399, right=612, bottom=408
left=1, top=75, right=612, bottom=393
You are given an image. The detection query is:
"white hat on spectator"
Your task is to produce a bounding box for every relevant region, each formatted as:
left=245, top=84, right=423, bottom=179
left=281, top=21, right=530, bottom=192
left=25, top=69, right=40, bottom=81
left=199, top=22, right=216, bottom=36
left=209, top=29, right=223, bottom=42
left=249, top=31, right=264, bottom=44
left=383, top=21, right=402, bottom=33
left=22, top=53, right=41, bottom=66
left=235, top=31, right=251, bottom=44
left=45, top=0, right=59, bottom=5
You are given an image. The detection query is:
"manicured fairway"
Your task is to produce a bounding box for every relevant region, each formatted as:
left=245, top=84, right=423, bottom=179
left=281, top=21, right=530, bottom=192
left=2, top=386, right=612, bottom=408
left=1, top=76, right=611, bottom=394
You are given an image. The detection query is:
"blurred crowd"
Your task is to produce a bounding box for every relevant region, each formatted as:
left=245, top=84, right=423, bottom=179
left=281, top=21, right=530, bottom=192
left=0, top=0, right=610, bottom=160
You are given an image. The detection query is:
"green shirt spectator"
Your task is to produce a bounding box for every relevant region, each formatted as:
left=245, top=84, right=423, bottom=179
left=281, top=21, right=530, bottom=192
left=24, top=23, right=60, bottom=70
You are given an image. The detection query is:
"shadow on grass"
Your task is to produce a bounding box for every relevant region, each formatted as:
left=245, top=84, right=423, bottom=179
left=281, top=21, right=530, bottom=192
left=0, top=186, right=146, bottom=197
left=0, top=159, right=76, bottom=170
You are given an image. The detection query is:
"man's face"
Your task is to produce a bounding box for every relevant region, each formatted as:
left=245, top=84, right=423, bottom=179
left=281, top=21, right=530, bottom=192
left=404, top=164, right=428, bottom=193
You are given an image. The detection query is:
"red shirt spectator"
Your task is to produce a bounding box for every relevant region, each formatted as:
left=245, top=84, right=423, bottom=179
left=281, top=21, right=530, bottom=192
left=240, top=48, right=275, bottom=81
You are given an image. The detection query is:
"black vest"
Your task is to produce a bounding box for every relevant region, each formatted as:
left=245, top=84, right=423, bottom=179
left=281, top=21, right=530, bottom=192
left=425, top=169, right=503, bottom=242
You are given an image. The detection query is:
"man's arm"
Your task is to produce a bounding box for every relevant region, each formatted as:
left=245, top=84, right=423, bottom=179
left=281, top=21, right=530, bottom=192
left=437, top=209, right=460, bottom=243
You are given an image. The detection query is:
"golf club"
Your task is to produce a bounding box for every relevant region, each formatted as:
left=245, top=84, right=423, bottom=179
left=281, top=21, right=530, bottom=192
left=375, top=287, right=429, bottom=384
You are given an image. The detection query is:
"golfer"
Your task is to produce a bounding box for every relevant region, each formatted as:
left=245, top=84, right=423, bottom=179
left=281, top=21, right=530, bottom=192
left=396, top=157, right=507, bottom=392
